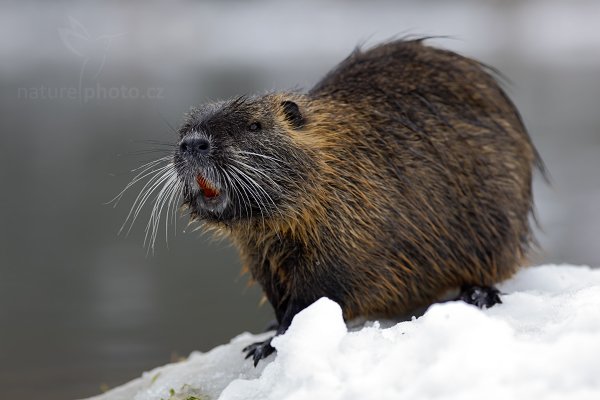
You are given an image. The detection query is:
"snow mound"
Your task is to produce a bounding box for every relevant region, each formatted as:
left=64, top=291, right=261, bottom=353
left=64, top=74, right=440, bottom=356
left=87, top=265, right=600, bottom=400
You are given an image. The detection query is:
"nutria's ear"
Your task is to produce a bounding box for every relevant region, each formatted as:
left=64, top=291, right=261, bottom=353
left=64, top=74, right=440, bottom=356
left=281, top=100, right=305, bottom=129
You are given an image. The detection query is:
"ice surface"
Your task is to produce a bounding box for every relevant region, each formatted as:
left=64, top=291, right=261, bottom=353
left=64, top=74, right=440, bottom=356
left=86, top=265, right=600, bottom=400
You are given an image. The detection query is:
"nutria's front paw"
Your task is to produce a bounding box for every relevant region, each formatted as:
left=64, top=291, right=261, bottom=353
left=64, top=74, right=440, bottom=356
left=243, top=338, right=275, bottom=366
left=458, top=285, right=502, bottom=308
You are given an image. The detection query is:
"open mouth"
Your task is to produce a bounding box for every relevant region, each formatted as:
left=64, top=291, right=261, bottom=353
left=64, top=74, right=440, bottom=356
left=196, top=174, right=221, bottom=199
left=190, top=172, right=229, bottom=216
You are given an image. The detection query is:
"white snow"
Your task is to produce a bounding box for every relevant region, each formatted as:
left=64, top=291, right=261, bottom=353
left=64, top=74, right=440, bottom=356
left=86, top=265, right=600, bottom=400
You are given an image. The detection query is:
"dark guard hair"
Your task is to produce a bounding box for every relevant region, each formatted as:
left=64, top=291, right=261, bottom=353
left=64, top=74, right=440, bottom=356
left=115, top=38, right=544, bottom=365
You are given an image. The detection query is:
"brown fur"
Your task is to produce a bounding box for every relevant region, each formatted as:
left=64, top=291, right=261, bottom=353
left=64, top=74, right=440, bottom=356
left=221, top=41, right=539, bottom=322
left=174, top=39, right=541, bottom=332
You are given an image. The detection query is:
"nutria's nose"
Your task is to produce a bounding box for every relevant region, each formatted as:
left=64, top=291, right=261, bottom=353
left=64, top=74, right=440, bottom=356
left=179, top=137, right=210, bottom=157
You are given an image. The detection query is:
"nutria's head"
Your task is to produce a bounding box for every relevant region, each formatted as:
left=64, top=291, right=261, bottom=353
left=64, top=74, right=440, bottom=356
left=174, top=94, right=314, bottom=224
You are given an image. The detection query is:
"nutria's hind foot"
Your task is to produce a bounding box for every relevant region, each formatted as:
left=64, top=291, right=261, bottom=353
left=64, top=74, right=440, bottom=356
left=243, top=338, right=275, bottom=366
left=457, top=285, right=502, bottom=308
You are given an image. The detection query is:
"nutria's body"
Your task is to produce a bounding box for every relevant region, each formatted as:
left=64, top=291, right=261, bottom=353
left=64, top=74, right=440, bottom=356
left=167, top=39, right=541, bottom=363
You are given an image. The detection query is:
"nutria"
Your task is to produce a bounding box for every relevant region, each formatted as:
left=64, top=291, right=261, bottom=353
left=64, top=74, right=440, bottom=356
left=124, top=39, right=543, bottom=365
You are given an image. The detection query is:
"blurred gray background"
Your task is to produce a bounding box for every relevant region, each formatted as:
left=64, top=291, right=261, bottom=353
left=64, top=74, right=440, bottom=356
left=1, top=0, right=599, bottom=398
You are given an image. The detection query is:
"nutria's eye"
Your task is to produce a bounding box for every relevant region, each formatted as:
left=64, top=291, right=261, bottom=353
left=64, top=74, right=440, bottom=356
left=248, top=122, right=261, bottom=132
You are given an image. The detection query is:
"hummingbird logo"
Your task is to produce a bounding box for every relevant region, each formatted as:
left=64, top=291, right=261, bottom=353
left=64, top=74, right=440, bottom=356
left=58, top=16, right=125, bottom=97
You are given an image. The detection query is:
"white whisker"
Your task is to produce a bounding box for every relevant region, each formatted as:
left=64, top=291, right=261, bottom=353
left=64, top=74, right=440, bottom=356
left=118, top=164, right=173, bottom=235
left=237, top=151, right=284, bottom=164
left=110, top=152, right=186, bottom=253
left=107, top=157, right=171, bottom=206
left=145, top=171, right=178, bottom=251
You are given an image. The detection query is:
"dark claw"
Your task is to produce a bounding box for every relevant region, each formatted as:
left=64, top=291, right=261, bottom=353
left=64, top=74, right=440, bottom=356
left=457, top=285, right=502, bottom=308
left=242, top=338, right=275, bottom=366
